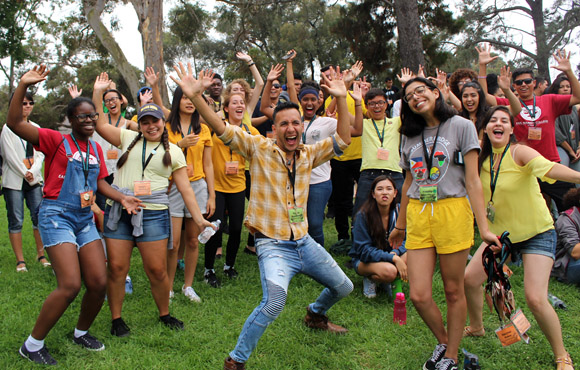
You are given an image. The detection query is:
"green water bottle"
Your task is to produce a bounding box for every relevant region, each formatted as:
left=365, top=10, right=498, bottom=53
left=392, top=277, right=403, bottom=295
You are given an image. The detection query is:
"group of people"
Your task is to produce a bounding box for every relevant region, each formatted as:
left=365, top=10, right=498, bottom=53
left=2, top=43, right=579, bottom=370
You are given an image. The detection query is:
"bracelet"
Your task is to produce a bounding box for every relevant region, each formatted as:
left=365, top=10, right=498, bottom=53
left=477, top=76, right=486, bottom=79
left=355, top=104, right=361, bottom=107
left=394, top=226, right=405, bottom=231
left=248, top=62, right=255, bottom=67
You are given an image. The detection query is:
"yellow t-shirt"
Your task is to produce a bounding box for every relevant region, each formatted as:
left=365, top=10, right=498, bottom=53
left=480, top=145, right=555, bottom=243
left=361, top=117, right=402, bottom=172
left=166, top=123, right=212, bottom=182
left=111, top=129, right=186, bottom=210
left=212, top=122, right=260, bottom=193
left=324, top=95, right=366, bottom=161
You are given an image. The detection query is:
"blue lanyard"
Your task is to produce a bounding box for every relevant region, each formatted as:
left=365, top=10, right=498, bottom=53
left=302, top=115, right=316, bottom=144
left=489, top=143, right=510, bottom=203
left=520, top=95, right=537, bottom=122
left=70, top=133, right=90, bottom=188
left=372, top=118, right=387, bottom=145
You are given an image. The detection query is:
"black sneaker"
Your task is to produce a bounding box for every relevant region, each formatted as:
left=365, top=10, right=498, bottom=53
left=204, top=270, right=221, bottom=288
left=224, top=267, right=238, bottom=279
left=423, top=343, right=447, bottom=370
left=160, top=315, right=184, bottom=330
left=111, top=318, right=131, bottom=337
left=19, top=344, right=57, bottom=365
left=435, top=358, right=458, bottom=370
left=73, top=333, right=105, bottom=351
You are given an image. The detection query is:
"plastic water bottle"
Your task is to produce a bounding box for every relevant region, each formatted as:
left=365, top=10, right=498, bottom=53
left=548, top=293, right=567, bottom=310
left=198, top=220, right=220, bottom=243
left=462, top=349, right=481, bottom=370
left=392, top=277, right=403, bottom=295
left=393, top=292, right=407, bottom=325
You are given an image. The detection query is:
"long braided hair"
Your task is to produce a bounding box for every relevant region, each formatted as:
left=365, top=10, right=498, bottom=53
left=117, top=126, right=172, bottom=169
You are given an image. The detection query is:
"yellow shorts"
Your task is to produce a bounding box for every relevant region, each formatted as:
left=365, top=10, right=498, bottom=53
left=406, top=197, right=474, bottom=254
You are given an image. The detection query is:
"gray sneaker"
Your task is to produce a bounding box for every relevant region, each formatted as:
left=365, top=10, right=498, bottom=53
left=73, top=333, right=105, bottom=351
left=423, top=343, right=447, bottom=370
left=19, top=344, right=57, bottom=365
left=435, top=358, right=458, bottom=370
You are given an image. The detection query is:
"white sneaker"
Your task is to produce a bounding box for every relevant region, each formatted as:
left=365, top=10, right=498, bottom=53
left=182, top=285, right=201, bottom=303
left=169, top=290, right=174, bottom=299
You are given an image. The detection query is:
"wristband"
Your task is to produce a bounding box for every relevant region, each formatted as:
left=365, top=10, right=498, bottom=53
left=477, top=76, right=486, bottom=79
left=248, top=62, right=255, bottom=67
left=355, top=104, right=361, bottom=107
left=394, top=226, right=405, bottom=231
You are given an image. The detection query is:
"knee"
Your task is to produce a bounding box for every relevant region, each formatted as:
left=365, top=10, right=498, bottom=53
left=464, top=271, right=482, bottom=290
left=147, top=265, right=167, bottom=283
left=85, top=274, right=107, bottom=296
left=410, top=291, right=431, bottom=308
left=444, top=285, right=464, bottom=305
left=261, top=281, right=287, bottom=319
left=108, top=260, right=129, bottom=280
left=334, top=277, right=354, bottom=298
left=59, top=281, right=82, bottom=303
left=525, top=293, right=547, bottom=313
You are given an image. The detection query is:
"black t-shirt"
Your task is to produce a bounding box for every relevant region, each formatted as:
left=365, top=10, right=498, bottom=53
left=252, top=98, right=275, bottom=137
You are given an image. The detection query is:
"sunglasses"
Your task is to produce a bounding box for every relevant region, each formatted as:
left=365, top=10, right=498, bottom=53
left=22, top=101, right=35, bottom=106
left=514, top=78, right=534, bottom=86
left=272, top=84, right=281, bottom=89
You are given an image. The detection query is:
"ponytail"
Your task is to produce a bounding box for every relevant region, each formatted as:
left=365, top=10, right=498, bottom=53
left=117, top=132, right=143, bottom=169
left=162, top=128, right=171, bottom=167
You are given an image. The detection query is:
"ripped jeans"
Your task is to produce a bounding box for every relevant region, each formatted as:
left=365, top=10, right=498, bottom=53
left=229, top=234, right=353, bottom=363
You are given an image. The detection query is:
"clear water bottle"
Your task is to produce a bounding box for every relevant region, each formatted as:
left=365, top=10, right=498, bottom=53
left=548, top=293, right=567, bottom=310
left=462, top=349, right=481, bottom=370
left=393, top=292, right=407, bottom=325
left=198, top=220, right=220, bottom=243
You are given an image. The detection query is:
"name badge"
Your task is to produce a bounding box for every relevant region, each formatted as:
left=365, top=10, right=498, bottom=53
left=419, top=185, right=437, bottom=203
left=486, top=202, right=496, bottom=223
left=134, top=180, right=152, bottom=196
left=23, top=157, right=34, bottom=169
left=186, top=163, right=194, bottom=178
left=106, top=149, right=118, bottom=160
left=288, top=207, right=305, bottom=223
left=376, top=148, right=390, bottom=161
left=572, top=130, right=576, bottom=140
left=80, top=190, right=94, bottom=208
left=528, top=126, right=542, bottom=140
left=225, top=161, right=239, bottom=175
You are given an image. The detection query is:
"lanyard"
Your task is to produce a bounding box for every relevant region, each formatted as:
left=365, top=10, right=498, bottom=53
left=180, top=123, right=194, bottom=138
left=372, top=118, right=387, bottom=145
left=229, top=122, right=251, bottom=160
left=71, top=133, right=90, bottom=188
left=20, top=138, right=33, bottom=168
left=108, top=114, right=122, bottom=128
left=301, top=115, right=316, bottom=144
left=141, top=138, right=162, bottom=179
left=520, top=95, right=537, bottom=122
left=489, top=143, right=510, bottom=203
left=421, top=123, right=443, bottom=180
left=278, top=151, right=297, bottom=205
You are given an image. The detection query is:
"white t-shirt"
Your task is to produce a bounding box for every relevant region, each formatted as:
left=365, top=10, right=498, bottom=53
left=302, top=116, right=337, bottom=184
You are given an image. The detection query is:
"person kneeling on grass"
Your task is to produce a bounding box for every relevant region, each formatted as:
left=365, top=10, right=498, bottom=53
left=349, top=175, right=407, bottom=298
left=170, top=63, right=353, bottom=370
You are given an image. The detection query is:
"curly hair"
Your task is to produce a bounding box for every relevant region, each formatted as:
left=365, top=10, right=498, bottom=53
left=224, top=79, right=251, bottom=104
left=448, top=68, right=478, bottom=98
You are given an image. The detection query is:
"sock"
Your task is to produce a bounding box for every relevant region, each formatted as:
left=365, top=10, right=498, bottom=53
left=25, top=335, right=44, bottom=352
left=224, top=265, right=231, bottom=271
left=74, top=328, right=88, bottom=338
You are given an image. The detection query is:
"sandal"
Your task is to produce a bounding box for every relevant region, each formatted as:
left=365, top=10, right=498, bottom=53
left=556, top=353, right=574, bottom=370
left=38, top=256, right=51, bottom=267
left=463, top=326, right=485, bottom=337
left=16, top=261, right=28, bottom=272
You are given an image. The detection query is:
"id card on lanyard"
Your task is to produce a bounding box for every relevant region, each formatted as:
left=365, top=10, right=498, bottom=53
left=419, top=123, right=443, bottom=202
left=134, top=138, right=161, bottom=196
left=71, top=134, right=94, bottom=208
left=280, top=152, right=304, bottom=223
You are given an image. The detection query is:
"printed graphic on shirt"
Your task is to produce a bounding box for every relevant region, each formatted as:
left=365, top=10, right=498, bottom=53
left=310, top=129, right=321, bottom=141
left=71, top=151, right=99, bottom=165
left=408, top=136, right=450, bottom=184
left=520, top=104, right=542, bottom=122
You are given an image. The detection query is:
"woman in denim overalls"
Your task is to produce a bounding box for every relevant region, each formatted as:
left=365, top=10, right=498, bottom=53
left=7, top=65, right=142, bottom=366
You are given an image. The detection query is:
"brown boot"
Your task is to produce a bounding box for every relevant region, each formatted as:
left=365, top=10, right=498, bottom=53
left=224, top=356, right=245, bottom=370
left=304, top=306, right=348, bottom=334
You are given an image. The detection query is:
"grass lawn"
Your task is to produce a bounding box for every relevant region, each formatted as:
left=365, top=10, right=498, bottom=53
left=0, top=197, right=579, bottom=369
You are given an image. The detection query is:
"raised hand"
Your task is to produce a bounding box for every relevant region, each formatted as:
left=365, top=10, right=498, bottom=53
left=497, top=65, right=512, bottom=91
left=235, top=51, right=253, bottom=63
left=436, top=79, right=451, bottom=102
left=93, top=72, right=112, bottom=93
left=283, top=49, right=297, bottom=61
left=417, top=64, right=426, bottom=78
left=20, top=65, right=49, bottom=86
left=436, top=68, right=447, bottom=85
left=68, top=85, right=82, bottom=99
left=350, top=60, right=363, bottom=80
left=397, top=67, right=415, bottom=86
left=144, top=66, right=159, bottom=86
left=476, top=43, right=499, bottom=66
left=551, top=49, right=572, bottom=73
left=139, top=89, right=153, bottom=104
left=180, top=133, right=199, bottom=148
left=348, top=80, right=362, bottom=103
left=321, top=66, right=347, bottom=98
left=267, top=64, right=284, bottom=82
left=170, top=62, right=212, bottom=98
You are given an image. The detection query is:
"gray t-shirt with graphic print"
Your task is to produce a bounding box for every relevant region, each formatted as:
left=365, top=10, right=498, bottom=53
left=399, top=115, right=480, bottom=200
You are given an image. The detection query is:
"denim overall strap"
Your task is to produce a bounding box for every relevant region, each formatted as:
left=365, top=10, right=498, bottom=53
left=56, top=136, right=101, bottom=209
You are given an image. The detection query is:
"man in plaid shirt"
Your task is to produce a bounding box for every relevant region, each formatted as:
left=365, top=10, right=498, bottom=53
left=171, top=63, right=354, bottom=370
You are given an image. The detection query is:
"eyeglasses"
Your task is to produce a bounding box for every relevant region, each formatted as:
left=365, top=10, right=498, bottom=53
left=514, top=78, right=534, bottom=86
left=457, top=79, right=472, bottom=87
left=367, top=101, right=387, bottom=108
left=22, top=101, right=35, bottom=106
left=272, top=84, right=281, bottom=89
left=403, top=85, right=429, bottom=103
left=75, top=113, right=99, bottom=121
left=104, top=96, right=120, bottom=104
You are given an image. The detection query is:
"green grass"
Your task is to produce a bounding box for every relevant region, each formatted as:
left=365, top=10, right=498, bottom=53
left=1, top=198, right=579, bottom=369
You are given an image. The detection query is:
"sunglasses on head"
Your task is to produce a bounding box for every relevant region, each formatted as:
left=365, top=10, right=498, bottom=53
left=514, top=78, right=534, bottom=86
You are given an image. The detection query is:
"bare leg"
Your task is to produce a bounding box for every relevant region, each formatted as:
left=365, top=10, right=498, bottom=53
left=137, top=240, right=171, bottom=316
left=357, top=261, right=399, bottom=283
left=183, top=218, right=202, bottom=287
left=464, top=242, right=488, bottom=332
left=33, top=229, right=45, bottom=259
left=9, top=232, right=25, bottom=263
left=439, top=249, right=470, bottom=362
left=75, top=239, right=107, bottom=330
left=167, top=217, right=183, bottom=292
left=106, top=238, right=134, bottom=320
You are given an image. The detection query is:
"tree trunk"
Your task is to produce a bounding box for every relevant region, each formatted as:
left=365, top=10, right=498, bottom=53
left=394, top=0, right=425, bottom=71
left=131, top=0, right=169, bottom=107
left=528, top=0, right=550, bottom=81
left=82, top=0, right=140, bottom=104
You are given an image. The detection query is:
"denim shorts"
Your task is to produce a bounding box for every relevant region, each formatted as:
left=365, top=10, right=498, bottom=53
left=513, top=228, right=556, bottom=260
left=104, top=208, right=171, bottom=242
left=168, top=178, right=208, bottom=218
left=352, top=258, right=361, bottom=274
left=38, top=200, right=101, bottom=250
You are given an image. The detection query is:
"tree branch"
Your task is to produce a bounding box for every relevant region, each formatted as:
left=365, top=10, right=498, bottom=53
left=474, top=38, right=537, bottom=59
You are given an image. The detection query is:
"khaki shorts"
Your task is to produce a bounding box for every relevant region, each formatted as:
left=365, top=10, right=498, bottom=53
left=405, top=197, right=473, bottom=254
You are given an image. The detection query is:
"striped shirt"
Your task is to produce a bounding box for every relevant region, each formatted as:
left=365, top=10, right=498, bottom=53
left=219, top=124, right=348, bottom=240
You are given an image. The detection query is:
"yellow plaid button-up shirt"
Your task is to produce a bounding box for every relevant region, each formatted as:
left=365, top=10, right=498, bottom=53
left=219, top=124, right=348, bottom=240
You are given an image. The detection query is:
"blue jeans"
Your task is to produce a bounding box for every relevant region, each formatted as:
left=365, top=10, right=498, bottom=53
left=3, top=185, right=43, bottom=233
left=566, top=257, right=580, bottom=284
left=307, top=180, right=332, bottom=246
left=229, top=234, right=353, bottom=363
